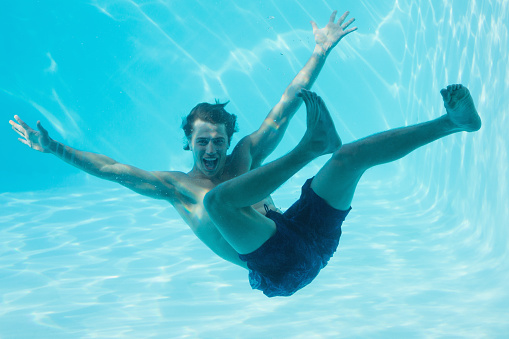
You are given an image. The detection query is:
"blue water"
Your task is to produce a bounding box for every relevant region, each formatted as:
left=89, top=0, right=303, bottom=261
left=1, top=0, right=508, bottom=338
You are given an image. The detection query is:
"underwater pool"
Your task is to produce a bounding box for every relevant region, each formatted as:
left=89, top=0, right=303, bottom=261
left=1, top=0, right=508, bottom=338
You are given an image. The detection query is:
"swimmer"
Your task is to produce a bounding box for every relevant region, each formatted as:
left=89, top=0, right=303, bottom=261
left=9, top=11, right=482, bottom=297
left=9, top=10, right=357, bottom=289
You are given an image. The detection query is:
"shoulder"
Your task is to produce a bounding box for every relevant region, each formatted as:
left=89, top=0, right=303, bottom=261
left=231, top=135, right=253, bottom=153
left=152, top=171, right=196, bottom=194
left=130, top=170, right=187, bottom=201
left=225, top=136, right=254, bottom=173
left=157, top=171, right=215, bottom=204
left=141, top=170, right=183, bottom=186
left=153, top=170, right=187, bottom=181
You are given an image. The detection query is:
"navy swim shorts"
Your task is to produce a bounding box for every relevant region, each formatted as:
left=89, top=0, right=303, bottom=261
left=238, top=177, right=351, bottom=297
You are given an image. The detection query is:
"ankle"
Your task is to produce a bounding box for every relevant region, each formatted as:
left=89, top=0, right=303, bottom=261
left=291, top=143, right=318, bottom=163
left=439, top=114, right=462, bottom=133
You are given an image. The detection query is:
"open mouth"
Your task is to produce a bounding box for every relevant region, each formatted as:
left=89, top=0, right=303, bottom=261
left=203, top=158, right=218, bottom=171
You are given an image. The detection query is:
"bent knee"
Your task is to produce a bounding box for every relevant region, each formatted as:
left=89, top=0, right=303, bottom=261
left=203, top=189, right=226, bottom=222
left=203, top=187, right=221, bottom=212
left=331, top=143, right=368, bottom=172
left=203, top=185, right=236, bottom=214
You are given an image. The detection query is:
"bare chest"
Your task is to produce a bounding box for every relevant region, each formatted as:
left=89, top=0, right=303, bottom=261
left=170, top=176, right=277, bottom=249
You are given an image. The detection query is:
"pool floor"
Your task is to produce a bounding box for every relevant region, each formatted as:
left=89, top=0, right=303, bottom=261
left=1, top=167, right=507, bottom=338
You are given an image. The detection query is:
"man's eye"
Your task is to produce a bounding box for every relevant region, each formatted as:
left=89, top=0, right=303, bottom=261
left=197, top=140, right=208, bottom=146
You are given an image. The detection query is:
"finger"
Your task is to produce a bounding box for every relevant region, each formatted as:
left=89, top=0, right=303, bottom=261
left=9, top=119, right=20, bottom=129
left=37, top=120, right=49, bottom=137
left=337, top=11, right=349, bottom=26
left=329, top=10, right=337, bottom=24
left=18, top=138, right=30, bottom=146
left=12, top=125, right=26, bottom=139
left=310, top=20, right=318, bottom=33
left=344, top=27, right=358, bottom=35
left=342, top=18, right=355, bottom=30
left=14, top=115, right=34, bottom=133
left=9, top=120, right=25, bottom=136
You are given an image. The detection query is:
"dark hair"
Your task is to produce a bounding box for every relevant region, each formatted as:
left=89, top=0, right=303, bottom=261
left=181, top=100, right=238, bottom=150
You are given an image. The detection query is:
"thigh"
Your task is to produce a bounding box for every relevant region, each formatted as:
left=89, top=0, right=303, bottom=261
left=207, top=202, right=277, bottom=255
left=311, top=144, right=365, bottom=211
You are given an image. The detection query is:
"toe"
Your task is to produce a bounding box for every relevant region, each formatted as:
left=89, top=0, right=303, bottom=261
left=440, top=88, right=451, bottom=102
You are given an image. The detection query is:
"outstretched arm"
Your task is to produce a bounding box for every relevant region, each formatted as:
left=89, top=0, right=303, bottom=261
left=9, top=115, right=177, bottom=200
left=241, top=10, right=357, bottom=168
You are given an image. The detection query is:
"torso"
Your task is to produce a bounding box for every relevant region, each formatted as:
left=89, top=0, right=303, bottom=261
left=159, top=152, right=279, bottom=268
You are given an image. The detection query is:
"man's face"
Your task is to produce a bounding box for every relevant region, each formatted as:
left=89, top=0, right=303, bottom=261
left=189, top=119, right=229, bottom=178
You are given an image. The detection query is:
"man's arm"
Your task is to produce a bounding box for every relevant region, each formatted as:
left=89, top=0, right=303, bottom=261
left=241, top=10, right=357, bottom=168
left=9, top=115, right=176, bottom=200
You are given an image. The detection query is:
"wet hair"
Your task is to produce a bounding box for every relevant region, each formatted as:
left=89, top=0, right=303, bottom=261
left=181, top=100, right=238, bottom=150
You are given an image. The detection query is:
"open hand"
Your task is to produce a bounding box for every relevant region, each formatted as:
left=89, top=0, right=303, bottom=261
left=9, top=115, right=52, bottom=153
left=312, top=10, right=357, bottom=55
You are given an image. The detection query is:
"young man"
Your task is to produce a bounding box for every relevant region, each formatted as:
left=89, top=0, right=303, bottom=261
left=203, top=84, right=481, bottom=297
left=9, top=12, right=357, bottom=284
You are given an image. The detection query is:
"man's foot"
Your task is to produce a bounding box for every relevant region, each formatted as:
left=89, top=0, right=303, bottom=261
left=440, top=84, right=481, bottom=132
left=297, top=89, right=342, bottom=156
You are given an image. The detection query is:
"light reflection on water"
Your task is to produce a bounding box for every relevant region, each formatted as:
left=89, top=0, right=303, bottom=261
left=1, top=0, right=508, bottom=337
left=1, top=171, right=507, bottom=338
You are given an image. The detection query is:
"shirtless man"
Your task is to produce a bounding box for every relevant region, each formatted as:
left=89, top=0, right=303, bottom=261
left=9, top=11, right=357, bottom=282
left=10, top=11, right=482, bottom=297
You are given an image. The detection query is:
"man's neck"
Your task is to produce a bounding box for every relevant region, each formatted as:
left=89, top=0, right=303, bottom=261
left=187, top=167, right=226, bottom=185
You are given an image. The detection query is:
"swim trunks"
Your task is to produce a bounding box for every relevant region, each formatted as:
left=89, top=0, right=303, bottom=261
left=238, top=177, right=351, bottom=297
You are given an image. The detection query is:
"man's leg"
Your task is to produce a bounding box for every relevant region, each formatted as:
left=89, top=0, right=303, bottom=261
left=204, top=90, right=341, bottom=255
left=311, top=84, right=482, bottom=211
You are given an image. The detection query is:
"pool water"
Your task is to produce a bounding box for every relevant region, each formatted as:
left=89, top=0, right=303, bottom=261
left=1, top=0, right=508, bottom=338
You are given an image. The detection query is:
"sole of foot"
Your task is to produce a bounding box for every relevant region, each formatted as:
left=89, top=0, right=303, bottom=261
left=440, top=84, right=481, bottom=132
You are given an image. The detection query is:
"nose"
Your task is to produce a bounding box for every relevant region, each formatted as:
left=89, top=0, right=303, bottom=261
left=206, top=142, right=215, bottom=154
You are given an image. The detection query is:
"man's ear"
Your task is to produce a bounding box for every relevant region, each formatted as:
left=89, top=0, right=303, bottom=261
left=186, top=136, right=193, bottom=151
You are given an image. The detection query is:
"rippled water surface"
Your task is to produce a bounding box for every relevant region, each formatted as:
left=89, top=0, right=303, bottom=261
left=1, top=0, right=508, bottom=338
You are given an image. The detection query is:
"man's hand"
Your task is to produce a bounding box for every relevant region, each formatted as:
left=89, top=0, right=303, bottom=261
left=236, top=10, right=357, bottom=168
left=312, top=10, right=357, bottom=55
left=9, top=115, right=52, bottom=153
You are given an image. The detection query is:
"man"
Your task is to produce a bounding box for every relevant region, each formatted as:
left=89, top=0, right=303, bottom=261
left=9, top=12, right=357, bottom=285
left=10, top=12, right=482, bottom=297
